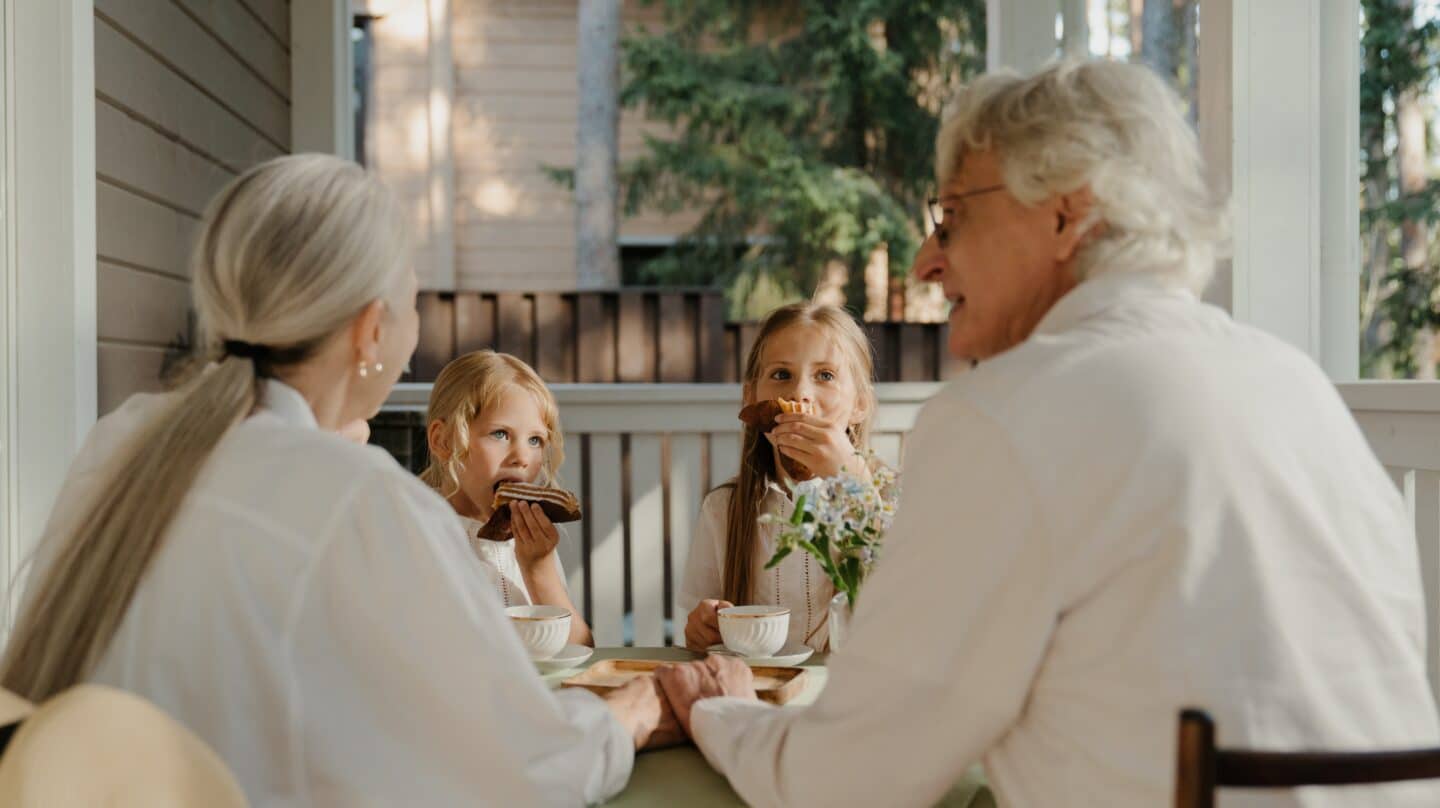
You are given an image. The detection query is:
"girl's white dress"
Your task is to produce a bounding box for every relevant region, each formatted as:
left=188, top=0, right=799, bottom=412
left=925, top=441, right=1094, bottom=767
left=677, top=485, right=833, bottom=652
left=457, top=515, right=572, bottom=607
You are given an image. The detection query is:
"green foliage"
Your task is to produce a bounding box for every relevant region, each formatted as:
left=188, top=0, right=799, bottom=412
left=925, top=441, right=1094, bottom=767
left=614, top=0, right=985, bottom=318
left=1361, top=0, right=1440, bottom=376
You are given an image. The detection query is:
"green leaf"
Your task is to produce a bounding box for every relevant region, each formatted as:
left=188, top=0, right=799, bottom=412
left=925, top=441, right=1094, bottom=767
left=764, top=545, right=794, bottom=569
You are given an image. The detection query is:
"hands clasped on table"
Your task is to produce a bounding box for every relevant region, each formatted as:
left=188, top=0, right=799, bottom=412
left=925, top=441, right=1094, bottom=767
left=603, top=655, right=758, bottom=750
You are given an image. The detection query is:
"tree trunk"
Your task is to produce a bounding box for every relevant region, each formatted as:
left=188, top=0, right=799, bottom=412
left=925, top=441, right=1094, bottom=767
left=1360, top=136, right=1393, bottom=374
left=1139, top=0, right=1175, bottom=79
left=1128, top=0, right=1143, bottom=58
left=1182, top=0, right=1198, bottom=125
left=576, top=0, right=622, bottom=289
left=1395, top=0, right=1433, bottom=376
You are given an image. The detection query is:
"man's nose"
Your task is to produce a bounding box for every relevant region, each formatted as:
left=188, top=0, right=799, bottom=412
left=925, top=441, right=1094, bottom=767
left=912, top=231, right=947, bottom=284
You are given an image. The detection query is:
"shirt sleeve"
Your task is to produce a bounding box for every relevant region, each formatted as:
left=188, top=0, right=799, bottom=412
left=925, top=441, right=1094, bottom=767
left=689, top=391, right=1058, bottom=808
left=289, top=469, right=633, bottom=806
left=677, top=489, right=729, bottom=628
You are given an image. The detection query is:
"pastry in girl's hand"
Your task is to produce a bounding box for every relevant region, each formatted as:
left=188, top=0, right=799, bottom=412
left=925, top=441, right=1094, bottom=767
left=738, top=398, right=817, bottom=480
left=478, top=482, right=582, bottom=540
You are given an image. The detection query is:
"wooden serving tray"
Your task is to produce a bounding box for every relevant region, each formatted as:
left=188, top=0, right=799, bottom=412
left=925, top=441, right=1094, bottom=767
left=560, top=659, right=809, bottom=705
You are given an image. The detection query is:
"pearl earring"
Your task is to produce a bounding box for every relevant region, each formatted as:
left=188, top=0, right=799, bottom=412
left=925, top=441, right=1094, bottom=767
left=359, top=361, right=384, bottom=378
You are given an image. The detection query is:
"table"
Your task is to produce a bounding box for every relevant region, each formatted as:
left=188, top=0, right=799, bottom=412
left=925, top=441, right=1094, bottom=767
left=543, top=647, right=995, bottom=807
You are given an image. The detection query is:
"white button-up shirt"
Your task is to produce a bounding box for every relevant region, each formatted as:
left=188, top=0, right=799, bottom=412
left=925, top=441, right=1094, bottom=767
left=690, top=273, right=1440, bottom=807
left=22, top=379, right=632, bottom=807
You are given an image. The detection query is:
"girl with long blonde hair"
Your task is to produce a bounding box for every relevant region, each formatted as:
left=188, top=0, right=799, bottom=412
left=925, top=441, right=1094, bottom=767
left=422, top=350, right=592, bottom=646
left=2, top=155, right=671, bottom=804
left=678, top=302, right=880, bottom=652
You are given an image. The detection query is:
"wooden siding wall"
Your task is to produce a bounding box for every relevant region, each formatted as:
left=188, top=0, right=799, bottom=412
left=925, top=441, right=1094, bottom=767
left=368, top=0, right=701, bottom=292
left=94, top=0, right=291, bottom=414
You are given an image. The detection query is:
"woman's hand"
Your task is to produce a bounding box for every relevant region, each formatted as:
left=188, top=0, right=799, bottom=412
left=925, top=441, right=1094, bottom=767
left=684, top=598, right=733, bottom=651
left=335, top=418, right=371, bottom=445
left=511, top=501, right=560, bottom=570
left=769, top=412, right=865, bottom=479
left=602, top=676, right=686, bottom=750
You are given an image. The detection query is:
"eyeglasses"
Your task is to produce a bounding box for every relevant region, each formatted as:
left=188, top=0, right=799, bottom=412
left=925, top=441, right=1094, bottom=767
left=927, top=184, right=1008, bottom=236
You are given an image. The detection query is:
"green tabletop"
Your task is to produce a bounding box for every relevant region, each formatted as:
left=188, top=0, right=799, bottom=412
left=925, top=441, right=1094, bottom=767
left=543, top=647, right=993, bottom=807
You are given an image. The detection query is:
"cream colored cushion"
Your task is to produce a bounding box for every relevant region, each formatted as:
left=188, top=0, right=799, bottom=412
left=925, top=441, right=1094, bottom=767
left=0, top=684, right=247, bottom=807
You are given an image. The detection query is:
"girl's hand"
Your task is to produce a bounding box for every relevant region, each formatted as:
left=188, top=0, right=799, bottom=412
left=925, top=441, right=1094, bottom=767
left=511, top=501, right=560, bottom=570
left=684, top=598, right=733, bottom=651
left=769, top=412, right=865, bottom=479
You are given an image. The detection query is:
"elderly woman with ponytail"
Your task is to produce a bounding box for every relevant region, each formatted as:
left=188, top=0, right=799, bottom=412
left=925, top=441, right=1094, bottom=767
left=3, top=155, right=674, bottom=805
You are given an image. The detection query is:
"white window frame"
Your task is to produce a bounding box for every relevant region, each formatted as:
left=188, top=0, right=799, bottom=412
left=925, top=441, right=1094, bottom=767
left=2, top=0, right=97, bottom=625
left=292, top=0, right=357, bottom=159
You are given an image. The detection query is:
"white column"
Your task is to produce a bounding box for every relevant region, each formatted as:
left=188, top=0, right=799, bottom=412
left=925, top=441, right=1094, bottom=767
left=986, top=0, right=1059, bottom=73
left=1059, top=0, right=1089, bottom=59
left=292, top=0, right=355, bottom=158
left=1319, top=0, right=1360, bottom=381
left=4, top=0, right=97, bottom=624
left=1200, top=0, right=1358, bottom=373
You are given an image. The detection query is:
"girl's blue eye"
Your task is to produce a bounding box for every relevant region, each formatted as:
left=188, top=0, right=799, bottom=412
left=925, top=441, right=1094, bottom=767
left=817, top=370, right=836, bottom=382
left=528, top=436, right=544, bottom=448
left=770, top=369, right=791, bottom=381
left=490, top=429, right=509, bottom=441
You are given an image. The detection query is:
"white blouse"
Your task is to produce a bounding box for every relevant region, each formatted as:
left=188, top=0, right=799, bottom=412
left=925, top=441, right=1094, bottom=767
left=689, top=272, right=1440, bottom=807
left=20, top=380, right=632, bottom=807
left=678, top=486, right=833, bottom=652
left=457, top=515, right=572, bottom=608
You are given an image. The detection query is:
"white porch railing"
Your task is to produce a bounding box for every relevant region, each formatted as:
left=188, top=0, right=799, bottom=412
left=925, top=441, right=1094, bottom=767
left=386, top=381, right=1440, bottom=674
left=1338, top=381, right=1440, bottom=698
left=384, top=382, right=941, bottom=646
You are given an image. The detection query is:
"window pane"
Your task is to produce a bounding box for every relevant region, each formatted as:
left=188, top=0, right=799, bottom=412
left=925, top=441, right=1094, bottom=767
left=1359, top=1, right=1440, bottom=378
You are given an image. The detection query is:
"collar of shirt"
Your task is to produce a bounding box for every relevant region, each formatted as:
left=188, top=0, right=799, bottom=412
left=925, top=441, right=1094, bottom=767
left=258, top=378, right=320, bottom=430
left=1032, top=270, right=1196, bottom=338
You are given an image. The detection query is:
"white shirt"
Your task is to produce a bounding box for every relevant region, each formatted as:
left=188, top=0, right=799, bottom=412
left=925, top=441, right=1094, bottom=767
left=22, top=380, right=633, bottom=807
left=679, top=487, right=833, bottom=651
left=689, top=272, right=1440, bottom=807
left=458, top=515, right=573, bottom=608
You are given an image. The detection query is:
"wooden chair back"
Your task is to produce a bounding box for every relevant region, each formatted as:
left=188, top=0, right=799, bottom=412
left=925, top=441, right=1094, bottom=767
left=1176, top=708, right=1440, bottom=807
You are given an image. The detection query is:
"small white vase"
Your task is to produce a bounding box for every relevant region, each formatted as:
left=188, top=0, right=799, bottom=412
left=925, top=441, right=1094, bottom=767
left=827, top=592, right=852, bottom=652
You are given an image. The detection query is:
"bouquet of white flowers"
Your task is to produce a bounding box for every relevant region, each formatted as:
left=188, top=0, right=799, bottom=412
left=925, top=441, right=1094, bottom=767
left=761, top=459, right=900, bottom=609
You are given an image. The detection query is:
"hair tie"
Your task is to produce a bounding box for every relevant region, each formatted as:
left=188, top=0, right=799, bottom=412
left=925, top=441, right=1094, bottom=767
left=221, top=340, right=274, bottom=362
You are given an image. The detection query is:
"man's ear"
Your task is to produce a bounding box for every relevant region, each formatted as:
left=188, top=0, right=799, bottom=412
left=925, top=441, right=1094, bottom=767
left=1054, top=185, right=1103, bottom=263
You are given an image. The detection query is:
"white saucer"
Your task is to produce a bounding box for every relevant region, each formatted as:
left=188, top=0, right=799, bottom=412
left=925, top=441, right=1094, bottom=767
left=535, top=644, right=593, bottom=673
left=706, top=643, right=813, bottom=667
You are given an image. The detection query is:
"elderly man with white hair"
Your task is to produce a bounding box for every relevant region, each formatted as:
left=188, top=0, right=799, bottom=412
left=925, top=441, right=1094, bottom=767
left=653, top=60, right=1440, bottom=806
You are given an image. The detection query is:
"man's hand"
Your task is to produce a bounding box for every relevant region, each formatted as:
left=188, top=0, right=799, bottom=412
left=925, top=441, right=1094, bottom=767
left=654, top=655, right=758, bottom=736
left=684, top=599, right=733, bottom=651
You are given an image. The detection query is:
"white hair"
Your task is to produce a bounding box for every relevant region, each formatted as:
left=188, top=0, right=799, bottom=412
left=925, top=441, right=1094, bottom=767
left=937, top=59, right=1229, bottom=294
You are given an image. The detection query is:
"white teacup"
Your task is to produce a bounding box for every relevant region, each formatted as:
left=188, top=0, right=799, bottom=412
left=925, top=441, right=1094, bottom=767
left=506, top=605, right=571, bottom=660
left=718, top=605, right=789, bottom=658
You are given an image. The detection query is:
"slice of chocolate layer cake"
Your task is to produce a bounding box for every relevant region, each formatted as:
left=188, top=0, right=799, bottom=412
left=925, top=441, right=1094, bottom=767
left=476, top=482, right=583, bottom=540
